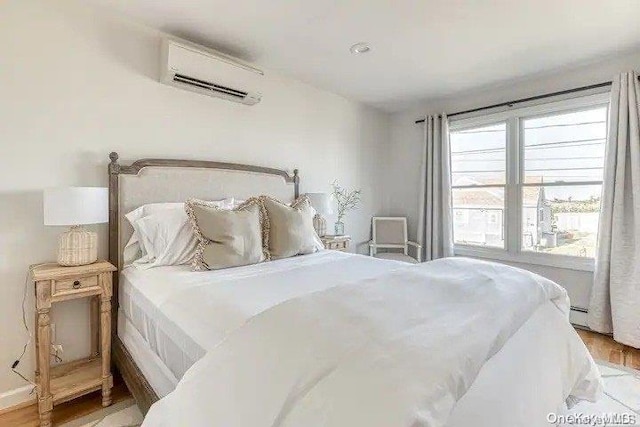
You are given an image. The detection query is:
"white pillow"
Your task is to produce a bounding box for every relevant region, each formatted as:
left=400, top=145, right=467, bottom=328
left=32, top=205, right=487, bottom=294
left=123, top=203, right=184, bottom=265
left=132, top=208, right=197, bottom=269
left=123, top=199, right=234, bottom=267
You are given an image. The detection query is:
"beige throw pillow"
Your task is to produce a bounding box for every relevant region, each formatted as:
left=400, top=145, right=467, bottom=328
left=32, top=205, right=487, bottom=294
left=185, top=198, right=269, bottom=270
left=261, top=195, right=323, bottom=260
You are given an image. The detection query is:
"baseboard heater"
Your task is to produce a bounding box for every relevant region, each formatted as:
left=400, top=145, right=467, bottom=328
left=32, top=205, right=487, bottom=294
left=570, top=306, right=589, bottom=329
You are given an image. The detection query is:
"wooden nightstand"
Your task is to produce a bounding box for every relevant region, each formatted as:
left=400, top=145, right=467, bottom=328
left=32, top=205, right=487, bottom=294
left=29, top=261, right=117, bottom=427
left=321, top=235, right=351, bottom=252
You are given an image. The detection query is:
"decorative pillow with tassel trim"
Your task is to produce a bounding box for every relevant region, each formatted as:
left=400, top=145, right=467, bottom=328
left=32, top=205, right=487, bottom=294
left=185, top=197, right=269, bottom=270
left=260, top=195, right=323, bottom=260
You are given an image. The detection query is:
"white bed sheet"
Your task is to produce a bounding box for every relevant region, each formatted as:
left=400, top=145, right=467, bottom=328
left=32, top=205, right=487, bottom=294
left=118, top=251, right=599, bottom=425
left=118, top=251, right=404, bottom=381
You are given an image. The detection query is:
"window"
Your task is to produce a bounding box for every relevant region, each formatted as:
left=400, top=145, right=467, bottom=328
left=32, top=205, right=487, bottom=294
left=449, top=94, right=608, bottom=270
left=521, top=108, right=606, bottom=258
left=450, top=123, right=506, bottom=248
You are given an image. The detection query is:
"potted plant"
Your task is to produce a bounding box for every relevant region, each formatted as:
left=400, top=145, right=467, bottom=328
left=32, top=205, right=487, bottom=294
left=331, top=181, right=361, bottom=235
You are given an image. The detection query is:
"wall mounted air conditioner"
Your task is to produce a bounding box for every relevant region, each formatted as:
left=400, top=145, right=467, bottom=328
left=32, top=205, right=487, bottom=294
left=160, top=38, right=263, bottom=105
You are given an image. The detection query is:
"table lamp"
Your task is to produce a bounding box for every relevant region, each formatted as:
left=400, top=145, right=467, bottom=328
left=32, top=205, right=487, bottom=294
left=306, top=192, right=333, bottom=237
left=43, top=187, right=109, bottom=266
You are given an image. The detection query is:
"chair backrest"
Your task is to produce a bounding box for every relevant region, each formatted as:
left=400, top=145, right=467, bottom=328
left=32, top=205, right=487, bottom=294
left=372, top=217, right=408, bottom=247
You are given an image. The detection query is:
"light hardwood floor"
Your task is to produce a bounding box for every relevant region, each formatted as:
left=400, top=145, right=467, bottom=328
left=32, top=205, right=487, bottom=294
left=0, top=376, right=130, bottom=426
left=576, top=328, right=640, bottom=370
left=0, top=329, right=637, bottom=425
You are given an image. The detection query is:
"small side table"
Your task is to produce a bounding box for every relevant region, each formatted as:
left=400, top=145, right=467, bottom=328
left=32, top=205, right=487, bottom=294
left=30, top=261, right=117, bottom=427
left=321, top=235, right=351, bottom=252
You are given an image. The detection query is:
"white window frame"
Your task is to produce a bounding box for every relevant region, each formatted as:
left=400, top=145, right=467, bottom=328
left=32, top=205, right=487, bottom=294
left=449, top=92, right=609, bottom=272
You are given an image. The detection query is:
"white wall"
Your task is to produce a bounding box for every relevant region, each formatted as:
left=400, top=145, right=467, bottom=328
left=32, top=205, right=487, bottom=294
left=385, top=49, right=640, bottom=316
left=0, top=0, right=390, bottom=406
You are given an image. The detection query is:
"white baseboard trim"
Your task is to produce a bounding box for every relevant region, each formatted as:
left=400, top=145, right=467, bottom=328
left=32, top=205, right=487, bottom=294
left=0, top=385, right=36, bottom=412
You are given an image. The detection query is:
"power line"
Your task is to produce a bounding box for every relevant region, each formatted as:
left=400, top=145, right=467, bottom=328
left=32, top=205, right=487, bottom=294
left=454, top=156, right=604, bottom=162
left=524, top=120, right=606, bottom=130
left=451, top=138, right=604, bottom=155
left=528, top=167, right=602, bottom=172
left=525, top=137, right=605, bottom=148
left=453, top=177, right=602, bottom=182
left=454, top=167, right=602, bottom=173
left=525, top=156, right=604, bottom=161
left=455, top=129, right=506, bottom=134
left=526, top=178, right=602, bottom=181
left=455, top=120, right=606, bottom=134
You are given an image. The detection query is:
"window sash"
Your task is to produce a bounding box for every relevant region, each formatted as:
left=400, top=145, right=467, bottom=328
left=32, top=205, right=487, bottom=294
left=518, top=104, right=607, bottom=185
left=448, top=92, right=609, bottom=271
left=450, top=121, right=508, bottom=186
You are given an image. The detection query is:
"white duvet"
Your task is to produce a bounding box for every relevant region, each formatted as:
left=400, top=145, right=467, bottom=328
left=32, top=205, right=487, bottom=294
left=142, top=256, right=601, bottom=427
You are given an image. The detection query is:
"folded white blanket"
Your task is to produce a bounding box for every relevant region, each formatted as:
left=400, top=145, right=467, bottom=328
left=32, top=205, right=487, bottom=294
left=143, top=257, right=600, bottom=427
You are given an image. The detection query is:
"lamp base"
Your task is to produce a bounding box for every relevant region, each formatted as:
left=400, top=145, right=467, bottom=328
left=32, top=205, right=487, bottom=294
left=57, top=226, right=98, bottom=266
left=312, top=214, right=327, bottom=237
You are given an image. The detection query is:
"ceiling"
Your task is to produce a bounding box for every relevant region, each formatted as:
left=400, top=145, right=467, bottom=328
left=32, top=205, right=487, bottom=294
left=88, top=0, right=640, bottom=111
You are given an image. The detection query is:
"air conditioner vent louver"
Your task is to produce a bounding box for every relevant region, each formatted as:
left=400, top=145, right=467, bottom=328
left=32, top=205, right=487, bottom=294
left=161, top=38, right=263, bottom=105
left=173, top=74, right=248, bottom=99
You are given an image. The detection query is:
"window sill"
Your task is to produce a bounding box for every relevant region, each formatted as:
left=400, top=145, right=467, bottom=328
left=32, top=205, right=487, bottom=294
left=453, top=245, right=595, bottom=272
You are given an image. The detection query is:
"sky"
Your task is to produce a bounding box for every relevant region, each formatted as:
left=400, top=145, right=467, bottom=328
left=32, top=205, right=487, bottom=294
left=450, top=106, right=607, bottom=202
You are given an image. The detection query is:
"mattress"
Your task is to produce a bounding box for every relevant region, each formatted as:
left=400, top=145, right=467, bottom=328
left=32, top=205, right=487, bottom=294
left=118, top=312, right=178, bottom=398
left=118, top=264, right=204, bottom=381
left=118, top=251, right=403, bottom=381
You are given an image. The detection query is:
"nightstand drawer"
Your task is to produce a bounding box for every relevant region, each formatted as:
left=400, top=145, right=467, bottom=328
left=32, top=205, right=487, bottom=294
left=321, top=235, right=351, bottom=252
left=52, top=275, right=100, bottom=297
left=328, top=241, right=346, bottom=250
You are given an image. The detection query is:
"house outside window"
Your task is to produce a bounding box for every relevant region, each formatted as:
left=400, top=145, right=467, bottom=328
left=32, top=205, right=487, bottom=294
left=448, top=93, right=608, bottom=271
left=454, top=209, right=469, bottom=225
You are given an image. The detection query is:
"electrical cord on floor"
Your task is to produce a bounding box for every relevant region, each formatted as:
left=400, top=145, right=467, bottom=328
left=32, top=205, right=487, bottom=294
left=11, top=269, right=37, bottom=393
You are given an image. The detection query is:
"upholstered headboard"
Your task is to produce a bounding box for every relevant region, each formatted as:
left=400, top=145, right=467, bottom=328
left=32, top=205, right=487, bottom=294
left=108, top=152, right=299, bottom=271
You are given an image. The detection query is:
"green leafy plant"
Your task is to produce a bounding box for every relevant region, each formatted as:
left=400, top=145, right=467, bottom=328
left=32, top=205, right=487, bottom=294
left=332, top=181, right=362, bottom=223
left=550, top=197, right=601, bottom=214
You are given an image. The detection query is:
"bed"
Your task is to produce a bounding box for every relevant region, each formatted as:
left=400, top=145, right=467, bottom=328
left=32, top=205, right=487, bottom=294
left=107, top=153, right=602, bottom=426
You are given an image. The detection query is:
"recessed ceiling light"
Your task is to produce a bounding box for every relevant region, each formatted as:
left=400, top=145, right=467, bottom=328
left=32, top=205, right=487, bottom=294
left=350, top=42, right=371, bottom=54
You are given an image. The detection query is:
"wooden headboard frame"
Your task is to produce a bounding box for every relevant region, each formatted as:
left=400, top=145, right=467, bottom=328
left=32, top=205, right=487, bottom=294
left=107, top=151, right=299, bottom=413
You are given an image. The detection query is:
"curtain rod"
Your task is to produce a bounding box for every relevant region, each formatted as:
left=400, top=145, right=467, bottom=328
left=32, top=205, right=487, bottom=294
left=414, top=80, right=615, bottom=124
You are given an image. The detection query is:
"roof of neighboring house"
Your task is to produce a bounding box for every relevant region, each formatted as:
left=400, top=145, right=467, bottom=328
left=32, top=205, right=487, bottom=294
left=453, top=188, right=503, bottom=208
left=452, top=176, right=543, bottom=208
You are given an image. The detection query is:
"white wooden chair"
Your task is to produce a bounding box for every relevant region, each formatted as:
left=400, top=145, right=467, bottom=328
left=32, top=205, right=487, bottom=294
left=369, top=217, right=421, bottom=263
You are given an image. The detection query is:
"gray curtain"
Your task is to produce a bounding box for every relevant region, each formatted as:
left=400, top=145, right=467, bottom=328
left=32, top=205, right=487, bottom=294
left=417, top=114, right=454, bottom=261
left=588, top=72, right=640, bottom=348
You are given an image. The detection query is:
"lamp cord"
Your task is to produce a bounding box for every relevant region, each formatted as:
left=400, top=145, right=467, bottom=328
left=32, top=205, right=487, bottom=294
left=11, top=268, right=40, bottom=393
